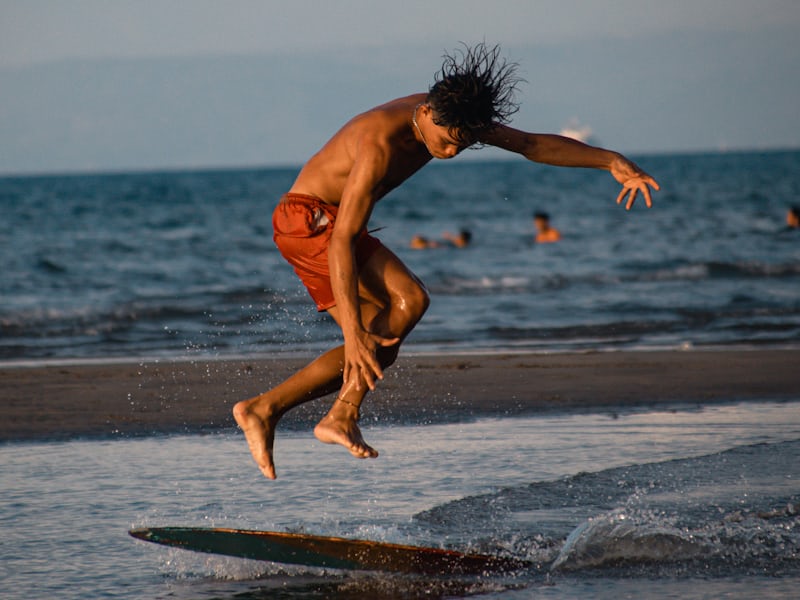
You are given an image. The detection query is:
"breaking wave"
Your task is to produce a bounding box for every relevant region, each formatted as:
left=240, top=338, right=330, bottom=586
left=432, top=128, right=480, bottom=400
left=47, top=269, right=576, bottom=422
left=414, top=439, right=800, bottom=577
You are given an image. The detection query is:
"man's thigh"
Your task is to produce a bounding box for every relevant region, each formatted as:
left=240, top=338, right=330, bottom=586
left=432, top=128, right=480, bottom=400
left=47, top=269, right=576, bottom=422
left=356, top=245, right=427, bottom=309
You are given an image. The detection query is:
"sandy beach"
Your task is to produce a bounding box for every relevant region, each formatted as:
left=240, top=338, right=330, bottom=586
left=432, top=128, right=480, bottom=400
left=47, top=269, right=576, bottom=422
left=2, top=348, right=798, bottom=443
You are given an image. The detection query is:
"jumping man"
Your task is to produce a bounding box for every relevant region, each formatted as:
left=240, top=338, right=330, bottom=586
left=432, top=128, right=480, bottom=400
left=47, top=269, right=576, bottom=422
left=233, top=43, right=660, bottom=479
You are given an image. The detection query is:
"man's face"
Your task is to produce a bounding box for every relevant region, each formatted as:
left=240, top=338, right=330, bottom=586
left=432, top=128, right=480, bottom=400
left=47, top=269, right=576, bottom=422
left=419, top=105, right=471, bottom=159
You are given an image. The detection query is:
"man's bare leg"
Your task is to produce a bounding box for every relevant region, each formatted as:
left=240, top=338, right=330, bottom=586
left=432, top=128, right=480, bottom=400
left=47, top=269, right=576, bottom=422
left=236, top=246, right=428, bottom=478
left=313, top=246, right=429, bottom=460
left=311, top=311, right=393, bottom=461
left=234, top=341, right=385, bottom=478
left=232, top=346, right=346, bottom=479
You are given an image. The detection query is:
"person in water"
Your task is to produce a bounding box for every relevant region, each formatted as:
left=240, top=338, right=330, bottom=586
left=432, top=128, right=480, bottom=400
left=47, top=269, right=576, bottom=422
left=233, top=43, right=660, bottom=479
left=787, top=206, right=799, bottom=229
left=410, top=228, right=471, bottom=249
left=443, top=228, right=473, bottom=248
left=533, top=212, right=561, bottom=243
left=409, top=234, right=440, bottom=249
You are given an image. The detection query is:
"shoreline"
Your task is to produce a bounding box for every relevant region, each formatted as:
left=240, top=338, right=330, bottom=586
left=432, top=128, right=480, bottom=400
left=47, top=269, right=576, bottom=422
left=2, top=348, right=798, bottom=443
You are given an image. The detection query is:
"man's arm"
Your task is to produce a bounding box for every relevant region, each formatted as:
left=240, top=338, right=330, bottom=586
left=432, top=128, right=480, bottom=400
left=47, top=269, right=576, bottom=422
left=483, top=125, right=660, bottom=209
left=328, top=137, right=399, bottom=391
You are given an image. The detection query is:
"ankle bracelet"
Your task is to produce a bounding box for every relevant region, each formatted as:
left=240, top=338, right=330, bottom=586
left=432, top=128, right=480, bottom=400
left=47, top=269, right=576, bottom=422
left=336, top=397, right=360, bottom=409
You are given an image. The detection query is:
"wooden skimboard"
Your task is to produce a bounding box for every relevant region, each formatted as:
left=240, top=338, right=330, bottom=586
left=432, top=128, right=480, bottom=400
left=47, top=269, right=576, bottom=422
left=129, top=526, right=528, bottom=575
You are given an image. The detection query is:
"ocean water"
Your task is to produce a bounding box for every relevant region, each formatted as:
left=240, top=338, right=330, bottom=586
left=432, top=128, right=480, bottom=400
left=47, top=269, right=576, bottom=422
left=2, top=151, right=799, bottom=598
left=2, top=150, right=799, bottom=361
left=1, top=401, right=799, bottom=599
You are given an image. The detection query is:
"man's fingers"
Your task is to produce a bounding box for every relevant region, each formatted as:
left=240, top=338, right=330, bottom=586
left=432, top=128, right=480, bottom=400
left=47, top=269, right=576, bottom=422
left=360, top=367, right=376, bottom=391
left=643, top=185, right=653, bottom=208
left=626, top=187, right=638, bottom=210
left=360, top=350, right=384, bottom=390
left=344, top=367, right=369, bottom=392
left=342, top=362, right=351, bottom=386
left=618, top=180, right=659, bottom=210
left=362, top=355, right=384, bottom=390
left=343, top=333, right=397, bottom=394
left=367, top=354, right=384, bottom=382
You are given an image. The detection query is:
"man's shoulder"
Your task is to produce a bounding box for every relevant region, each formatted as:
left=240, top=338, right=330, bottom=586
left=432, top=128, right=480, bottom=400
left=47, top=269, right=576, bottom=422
left=342, top=94, right=424, bottom=143
left=368, top=93, right=427, bottom=114
left=350, top=94, right=423, bottom=125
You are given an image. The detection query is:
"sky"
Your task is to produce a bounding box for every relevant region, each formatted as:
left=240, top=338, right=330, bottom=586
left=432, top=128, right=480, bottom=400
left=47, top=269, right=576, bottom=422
left=1, top=0, right=799, bottom=174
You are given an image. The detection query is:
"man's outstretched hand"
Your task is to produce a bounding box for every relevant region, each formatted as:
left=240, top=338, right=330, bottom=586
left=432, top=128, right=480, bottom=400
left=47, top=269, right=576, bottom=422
left=610, top=155, right=660, bottom=210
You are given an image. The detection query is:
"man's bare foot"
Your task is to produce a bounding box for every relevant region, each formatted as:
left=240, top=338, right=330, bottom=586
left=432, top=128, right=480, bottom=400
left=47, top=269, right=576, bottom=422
left=232, top=399, right=280, bottom=479
left=314, top=406, right=379, bottom=459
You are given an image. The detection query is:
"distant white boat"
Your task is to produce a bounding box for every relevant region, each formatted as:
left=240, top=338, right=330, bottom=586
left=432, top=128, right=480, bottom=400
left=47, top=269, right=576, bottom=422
left=559, top=119, right=594, bottom=144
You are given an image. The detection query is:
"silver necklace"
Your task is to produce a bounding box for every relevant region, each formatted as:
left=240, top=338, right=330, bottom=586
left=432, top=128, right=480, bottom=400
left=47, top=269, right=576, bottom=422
left=412, top=104, right=433, bottom=156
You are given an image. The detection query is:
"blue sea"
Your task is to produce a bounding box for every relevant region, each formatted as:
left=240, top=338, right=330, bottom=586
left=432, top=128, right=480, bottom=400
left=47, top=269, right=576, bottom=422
left=2, top=150, right=799, bottom=361
left=2, top=151, right=800, bottom=599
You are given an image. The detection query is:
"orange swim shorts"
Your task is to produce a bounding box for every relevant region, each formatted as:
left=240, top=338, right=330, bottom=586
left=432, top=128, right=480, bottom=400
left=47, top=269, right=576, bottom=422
left=272, top=193, right=384, bottom=311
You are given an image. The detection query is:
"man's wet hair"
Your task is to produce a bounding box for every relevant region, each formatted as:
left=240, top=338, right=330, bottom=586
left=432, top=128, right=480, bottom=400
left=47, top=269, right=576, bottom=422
left=426, top=42, right=521, bottom=146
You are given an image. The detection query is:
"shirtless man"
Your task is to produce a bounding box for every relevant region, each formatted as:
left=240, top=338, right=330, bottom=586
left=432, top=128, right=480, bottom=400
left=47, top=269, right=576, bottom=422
left=233, top=43, right=660, bottom=479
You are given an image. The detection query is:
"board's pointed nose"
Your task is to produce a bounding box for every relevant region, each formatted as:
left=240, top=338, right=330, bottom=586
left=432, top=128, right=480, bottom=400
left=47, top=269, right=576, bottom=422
left=129, top=528, right=153, bottom=541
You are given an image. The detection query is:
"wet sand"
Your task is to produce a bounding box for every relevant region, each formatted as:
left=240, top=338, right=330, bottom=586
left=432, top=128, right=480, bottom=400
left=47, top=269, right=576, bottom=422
left=2, top=349, right=798, bottom=442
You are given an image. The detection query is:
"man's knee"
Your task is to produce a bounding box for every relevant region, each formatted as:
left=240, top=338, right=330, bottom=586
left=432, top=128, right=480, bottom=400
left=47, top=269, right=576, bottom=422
left=403, top=280, right=430, bottom=324
left=372, top=280, right=428, bottom=344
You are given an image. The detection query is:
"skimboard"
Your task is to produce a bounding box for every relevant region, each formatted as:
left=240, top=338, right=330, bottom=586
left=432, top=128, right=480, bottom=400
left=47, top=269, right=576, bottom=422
left=129, top=526, right=528, bottom=575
